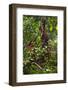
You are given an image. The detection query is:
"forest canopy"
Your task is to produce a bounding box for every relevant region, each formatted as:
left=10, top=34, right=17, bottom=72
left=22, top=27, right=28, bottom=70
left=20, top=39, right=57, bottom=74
left=23, top=15, right=57, bottom=74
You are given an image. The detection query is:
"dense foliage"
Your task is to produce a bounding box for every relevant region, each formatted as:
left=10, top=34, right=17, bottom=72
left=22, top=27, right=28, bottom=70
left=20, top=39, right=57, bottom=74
left=23, top=15, right=57, bottom=74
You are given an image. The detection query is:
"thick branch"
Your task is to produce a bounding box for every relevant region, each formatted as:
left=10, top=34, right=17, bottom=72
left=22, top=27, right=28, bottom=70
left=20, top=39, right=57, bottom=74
left=32, top=62, right=43, bottom=71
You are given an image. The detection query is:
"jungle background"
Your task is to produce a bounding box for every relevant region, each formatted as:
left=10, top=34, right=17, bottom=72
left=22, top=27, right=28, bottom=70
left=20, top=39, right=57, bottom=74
left=23, top=15, right=57, bottom=74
